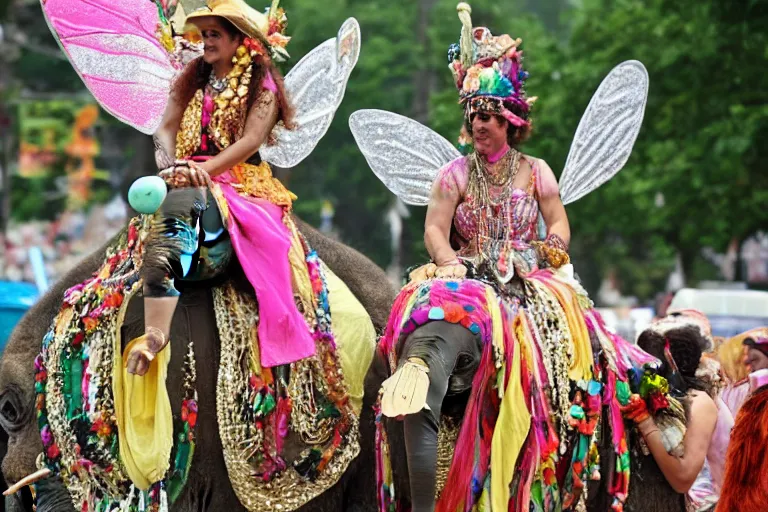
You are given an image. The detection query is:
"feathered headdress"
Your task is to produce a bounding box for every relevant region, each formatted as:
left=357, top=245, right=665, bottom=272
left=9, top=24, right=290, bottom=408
left=447, top=3, right=536, bottom=129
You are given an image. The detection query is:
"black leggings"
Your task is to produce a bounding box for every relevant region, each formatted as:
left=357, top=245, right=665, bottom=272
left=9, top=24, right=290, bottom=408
left=398, top=321, right=481, bottom=512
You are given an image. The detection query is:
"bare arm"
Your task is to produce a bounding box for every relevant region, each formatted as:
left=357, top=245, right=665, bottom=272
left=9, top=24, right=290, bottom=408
left=424, top=159, right=466, bottom=266
left=153, top=90, right=185, bottom=168
left=536, top=159, right=570, bottom=246
left=639, top=391, right=718, bottom=493
left=198, top=91, right=278, bottom=176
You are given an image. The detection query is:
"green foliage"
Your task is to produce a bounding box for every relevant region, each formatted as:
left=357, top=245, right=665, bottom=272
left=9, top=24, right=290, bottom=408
left=6, top=0, right=767, bottom=300
left=542, top=0, right=768, bottom=297
left=257, top=0, right=562, bottom=269
left=10, top=175, right=66, bottom=221
left=242, top=0, right=768, bottom=300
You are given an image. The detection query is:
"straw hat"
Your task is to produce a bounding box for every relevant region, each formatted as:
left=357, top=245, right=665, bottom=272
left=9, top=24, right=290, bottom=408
left=185, top=0, right=270, bottom=41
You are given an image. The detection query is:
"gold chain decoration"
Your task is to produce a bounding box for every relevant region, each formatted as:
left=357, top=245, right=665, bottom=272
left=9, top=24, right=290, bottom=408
left=176, top=89, right=204, bottom=159
left=289, top=359, right=336, bottom=445
left=465, top=149, right=525, bottom=270
left=434, top=417, right=462, bottom=500
left=38, top=218, right=175, bottom=508
left=209, top=45, right=253, bottom=149
left=175, top=43, right=256, bottom=160
left=213, top=281, right=360, bottom=512
left=466, top=148, right=521, bottom=205
left=525, top=279, right=573, bottom=450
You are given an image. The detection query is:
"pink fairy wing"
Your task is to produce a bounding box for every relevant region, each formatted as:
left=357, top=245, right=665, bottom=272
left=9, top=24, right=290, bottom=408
left=41, top=0, right=176, bottom=134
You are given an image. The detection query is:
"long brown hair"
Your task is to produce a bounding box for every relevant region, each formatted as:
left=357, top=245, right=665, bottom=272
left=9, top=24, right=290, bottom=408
left=172, top=19, right=295, bottom=131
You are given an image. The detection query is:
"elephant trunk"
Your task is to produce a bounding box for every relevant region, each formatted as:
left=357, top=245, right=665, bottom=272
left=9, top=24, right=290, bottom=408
left=398, top=321, right=481, bottom=512
left=32, top=475, right=76, bottom=512
left=4, top=494, right=28, bottom=512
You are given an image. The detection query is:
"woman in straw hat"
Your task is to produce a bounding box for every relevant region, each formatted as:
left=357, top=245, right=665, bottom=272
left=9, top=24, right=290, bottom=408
left=21, top=0, right=373, bottom=510
left=130, top=0, right=311, bottom=376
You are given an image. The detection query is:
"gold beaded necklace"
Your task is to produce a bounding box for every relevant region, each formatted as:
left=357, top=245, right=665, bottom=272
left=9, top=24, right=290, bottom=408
left=468, top=147, right=521, bottom=207
left=467, top=147, right=522, bottom=277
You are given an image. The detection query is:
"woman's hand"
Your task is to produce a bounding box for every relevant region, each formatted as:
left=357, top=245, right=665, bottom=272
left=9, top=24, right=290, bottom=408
left=408, top=260, right=467, bottom=283
left=125, top=326, right=167, bottom=376
left=435, top=260, right=468, bottom=279
left=621, top=394, right=651, bottom=424
left=158, top=161, right=212, bottom=189
left=409, top=263, right=437, bottom=283
left=533, top=234, right=571, bottom=269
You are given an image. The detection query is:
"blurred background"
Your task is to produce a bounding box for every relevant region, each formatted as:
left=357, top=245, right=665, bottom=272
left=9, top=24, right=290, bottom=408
left=1, top=0, right=767, bottom=342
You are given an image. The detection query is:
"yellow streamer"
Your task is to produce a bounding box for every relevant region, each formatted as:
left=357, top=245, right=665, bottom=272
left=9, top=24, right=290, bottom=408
left=113, top=304, right=173, bottom=490
left=490, top=319, right=531, bottom=511
left=543, top=275, right=593, bottom=381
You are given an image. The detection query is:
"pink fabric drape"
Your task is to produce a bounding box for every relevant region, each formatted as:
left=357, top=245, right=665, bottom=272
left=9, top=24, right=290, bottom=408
left=212, top=171, right=315, bottom=367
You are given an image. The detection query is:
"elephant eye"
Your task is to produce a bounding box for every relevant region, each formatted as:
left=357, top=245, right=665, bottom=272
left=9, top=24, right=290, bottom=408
left=0, top=386, right=30, bottom=433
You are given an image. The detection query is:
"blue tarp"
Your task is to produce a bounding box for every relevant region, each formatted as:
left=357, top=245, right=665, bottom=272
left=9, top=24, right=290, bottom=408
left=0, top=281, right=39, bottom=352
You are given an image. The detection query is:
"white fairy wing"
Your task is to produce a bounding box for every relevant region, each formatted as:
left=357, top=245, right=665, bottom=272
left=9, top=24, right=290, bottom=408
left=558, top=60, right=649, bottom=205
left=260, top=18, right=362, bottom=168
left=349, top=110, right=460, bottom=206
left=41, top=0, right=177, bottom=135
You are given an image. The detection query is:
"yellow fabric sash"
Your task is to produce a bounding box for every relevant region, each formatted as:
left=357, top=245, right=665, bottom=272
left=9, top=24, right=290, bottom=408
left=490, top=308, right=531, bottom=512
left=113, top=334, right=173, bottom=490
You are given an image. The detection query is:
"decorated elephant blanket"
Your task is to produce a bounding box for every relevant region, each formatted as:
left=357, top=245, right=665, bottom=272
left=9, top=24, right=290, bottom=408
left=34, top=214, right=374, bottom=512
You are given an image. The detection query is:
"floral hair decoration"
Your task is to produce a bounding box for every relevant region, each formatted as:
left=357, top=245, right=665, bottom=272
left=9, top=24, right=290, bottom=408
left=184, top=0, right=291, bottom=63
left=448, top=3, right=537, bottom=129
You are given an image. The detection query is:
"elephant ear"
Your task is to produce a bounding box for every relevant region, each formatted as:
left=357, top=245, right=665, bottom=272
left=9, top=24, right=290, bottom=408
left=558, top=60, right=649, bottom=205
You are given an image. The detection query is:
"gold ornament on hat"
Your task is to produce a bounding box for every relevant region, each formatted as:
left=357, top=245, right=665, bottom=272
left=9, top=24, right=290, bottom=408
left=456, top=3, right=473, bottom=70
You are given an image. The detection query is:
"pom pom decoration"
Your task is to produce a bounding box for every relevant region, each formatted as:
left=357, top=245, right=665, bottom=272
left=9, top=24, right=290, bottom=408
left=128, top=176, right=167, bottom=214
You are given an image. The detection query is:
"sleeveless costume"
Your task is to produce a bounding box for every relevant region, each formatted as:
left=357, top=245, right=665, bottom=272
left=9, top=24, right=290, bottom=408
left=366, top=5, right=665, bottom=512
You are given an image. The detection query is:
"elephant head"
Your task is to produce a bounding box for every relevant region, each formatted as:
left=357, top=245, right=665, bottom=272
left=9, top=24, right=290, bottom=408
left=1, top=239, right=117, bottom=511
left=1, top=205, right=395, bottom=511
left=366, top=316, right=687, bottom=512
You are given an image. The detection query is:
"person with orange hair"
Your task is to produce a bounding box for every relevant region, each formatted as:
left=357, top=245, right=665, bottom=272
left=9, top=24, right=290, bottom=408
left=717, top=329, right=768, bottom=512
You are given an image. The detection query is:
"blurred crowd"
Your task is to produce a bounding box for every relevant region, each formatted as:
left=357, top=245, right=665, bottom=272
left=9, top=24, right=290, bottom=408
left=625, top=307, right=768, bottom=511
left=0, top=195, right=126, bottom=285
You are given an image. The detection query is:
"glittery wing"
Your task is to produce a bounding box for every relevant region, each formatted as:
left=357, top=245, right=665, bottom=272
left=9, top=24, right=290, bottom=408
left=260, top=18, right=361, bottom=168
left=41, top=0, right=177, bottom=135
left=348, top=110, right=461, bottom=206
left=558, top=60, right=649, bottom=205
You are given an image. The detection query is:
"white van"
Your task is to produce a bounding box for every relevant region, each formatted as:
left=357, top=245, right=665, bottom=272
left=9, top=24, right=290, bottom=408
left=669, top=288, right=768, bottom=338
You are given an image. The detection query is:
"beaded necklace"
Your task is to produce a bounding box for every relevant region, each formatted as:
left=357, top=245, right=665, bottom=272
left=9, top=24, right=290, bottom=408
left=466, top=148, right=522, bottom=280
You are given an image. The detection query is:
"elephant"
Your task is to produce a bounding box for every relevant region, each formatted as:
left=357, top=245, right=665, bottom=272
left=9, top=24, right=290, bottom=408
left=1, top=184, right=683, bottom=512
left=0, top=190, right=396, bottom=512
left=363, top=322, right=687, bottom=512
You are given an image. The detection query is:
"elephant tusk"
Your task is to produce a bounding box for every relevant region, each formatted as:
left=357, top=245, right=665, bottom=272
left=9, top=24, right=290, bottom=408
left=3, top=468, right=52, bottom=496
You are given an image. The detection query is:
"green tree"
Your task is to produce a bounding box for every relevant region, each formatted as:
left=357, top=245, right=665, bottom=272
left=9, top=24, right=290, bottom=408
left=271, top=0, right=557, bottom=270
left=541, top=0, right=768, bottom=296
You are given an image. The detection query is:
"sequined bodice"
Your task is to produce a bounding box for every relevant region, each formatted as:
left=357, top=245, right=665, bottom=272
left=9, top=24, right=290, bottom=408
left=453, top=158, right=541, bottom=259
